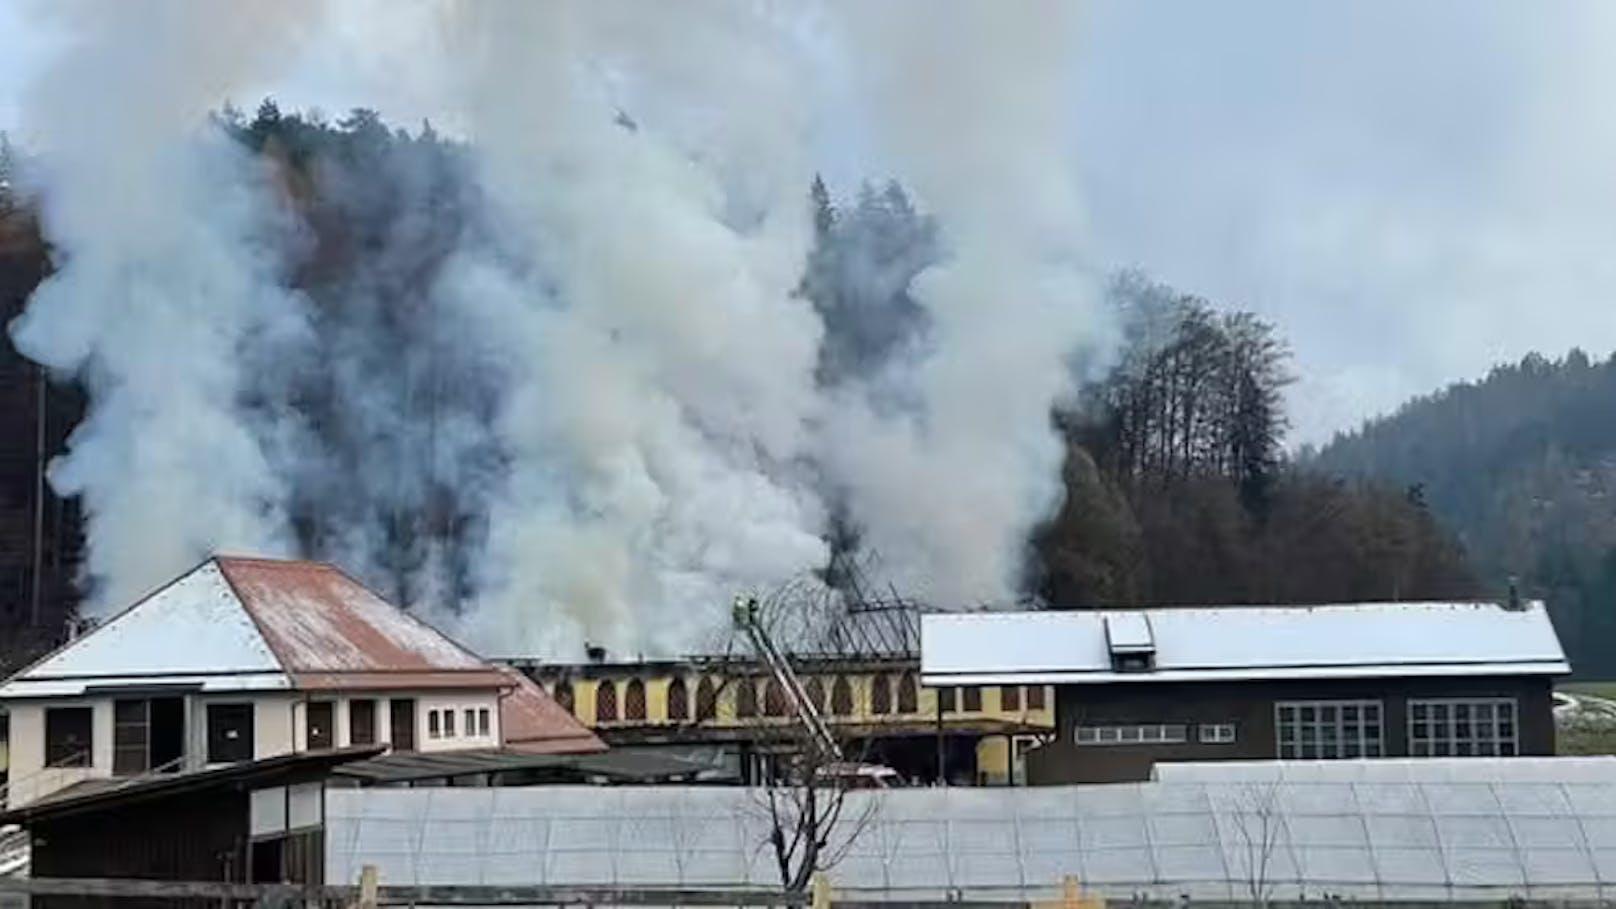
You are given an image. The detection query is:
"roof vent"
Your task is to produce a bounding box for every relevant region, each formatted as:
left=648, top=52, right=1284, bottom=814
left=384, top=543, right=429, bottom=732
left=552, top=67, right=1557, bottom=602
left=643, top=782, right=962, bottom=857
left=1505, top=576, right=1523, bottom=611
left=1104, top=613, right=1156, bottom=673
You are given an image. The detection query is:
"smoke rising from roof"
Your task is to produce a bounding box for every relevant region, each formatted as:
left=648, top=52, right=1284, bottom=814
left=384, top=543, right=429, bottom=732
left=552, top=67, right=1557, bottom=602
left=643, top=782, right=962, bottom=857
left=8, top=1, right=1098, bottom=655
left=824, top=2, right=1103, bottom=604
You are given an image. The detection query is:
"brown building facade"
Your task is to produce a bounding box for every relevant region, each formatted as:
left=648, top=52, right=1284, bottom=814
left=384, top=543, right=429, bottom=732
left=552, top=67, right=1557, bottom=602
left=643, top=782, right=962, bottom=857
left=1026, top=673, right=1556, bottom=784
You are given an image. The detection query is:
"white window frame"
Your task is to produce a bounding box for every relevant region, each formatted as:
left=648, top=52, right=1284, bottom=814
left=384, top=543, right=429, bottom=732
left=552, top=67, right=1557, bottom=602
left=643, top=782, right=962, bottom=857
left=1075, top=723, right=1187, bottom=746
left=1198, top=722, right=1237, bottom=744
left=1408, top=697, right=1518, bottom=757
left=1275, top=700, right=1383, bottom=759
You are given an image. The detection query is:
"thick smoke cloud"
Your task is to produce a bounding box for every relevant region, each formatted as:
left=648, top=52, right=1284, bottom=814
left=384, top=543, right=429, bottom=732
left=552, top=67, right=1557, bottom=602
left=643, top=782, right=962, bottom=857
left=9, top=0, right=1099, bottom=655
left=8, top=0, right=319, bottom=609
left=440, top=2, right=832, bottom=654
left=823, top=2, right=1102, bottom=605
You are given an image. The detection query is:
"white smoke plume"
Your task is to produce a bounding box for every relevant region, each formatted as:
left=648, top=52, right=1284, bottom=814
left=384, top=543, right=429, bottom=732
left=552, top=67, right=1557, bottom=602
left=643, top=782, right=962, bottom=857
left=821, top=2, right=1101, bottom=605
left=441, top=2, right=832, bottom=654
left=8, top=0, right=1100, bottom=654
left=8, top=0, right=320, bottom=610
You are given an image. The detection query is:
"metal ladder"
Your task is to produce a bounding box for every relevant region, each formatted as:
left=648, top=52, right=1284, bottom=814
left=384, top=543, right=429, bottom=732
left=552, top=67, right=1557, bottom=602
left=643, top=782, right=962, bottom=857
left=732, top=595, right=843, bottom=763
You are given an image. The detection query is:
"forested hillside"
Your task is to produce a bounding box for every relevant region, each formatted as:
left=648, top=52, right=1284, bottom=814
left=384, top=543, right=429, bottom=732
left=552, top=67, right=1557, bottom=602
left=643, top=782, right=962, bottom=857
left=1313, top=351, right=1616, bottom=676
left=1034, top=273, right=1477, bottom=610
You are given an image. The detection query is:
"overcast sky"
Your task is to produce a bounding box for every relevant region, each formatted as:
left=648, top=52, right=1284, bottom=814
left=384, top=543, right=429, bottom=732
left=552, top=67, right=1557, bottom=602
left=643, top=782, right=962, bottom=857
left=3, top=1, right=1612, bottom=444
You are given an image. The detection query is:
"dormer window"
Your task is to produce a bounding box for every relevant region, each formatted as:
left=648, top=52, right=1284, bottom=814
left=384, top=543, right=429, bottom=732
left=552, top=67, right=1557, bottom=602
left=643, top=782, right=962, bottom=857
left=1104, top=613, right=1156, bottom=673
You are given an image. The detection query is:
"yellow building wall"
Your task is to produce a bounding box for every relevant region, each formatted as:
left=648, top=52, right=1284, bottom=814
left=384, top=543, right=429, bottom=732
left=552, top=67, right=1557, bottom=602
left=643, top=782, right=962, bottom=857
left=557, top=669, right=1055, bottom=733
left=976, top=735, right=1011, bottom=784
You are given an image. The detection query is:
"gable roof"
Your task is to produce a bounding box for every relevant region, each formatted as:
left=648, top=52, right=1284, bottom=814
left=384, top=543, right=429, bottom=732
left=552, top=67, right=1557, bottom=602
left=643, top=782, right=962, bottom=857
left=496, top=667, right=606, bottom=755
left=921, top=601, right=1570, bottom=686
left=0, top=556, right=509, bottom=698
left=216, top=557, right=504, bottom=690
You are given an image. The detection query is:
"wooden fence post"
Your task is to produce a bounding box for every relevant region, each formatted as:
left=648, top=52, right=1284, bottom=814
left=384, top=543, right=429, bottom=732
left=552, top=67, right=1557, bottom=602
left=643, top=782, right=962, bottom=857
left=353, top=865, right=378, bottom=909
left=810, top=872, right=831, bottom=909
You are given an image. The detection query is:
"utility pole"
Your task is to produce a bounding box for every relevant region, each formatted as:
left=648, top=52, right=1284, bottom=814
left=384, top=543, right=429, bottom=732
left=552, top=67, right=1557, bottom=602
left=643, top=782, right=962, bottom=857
left=30, top=361, right=45, bottom=627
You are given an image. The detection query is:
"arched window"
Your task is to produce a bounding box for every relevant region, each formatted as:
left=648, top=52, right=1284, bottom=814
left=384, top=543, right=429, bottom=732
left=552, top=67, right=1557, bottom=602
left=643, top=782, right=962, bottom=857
left=624, top=678, right=647, bottom=721
left=1001, top=685, right=1021, bottom=711
left=897, top=674, right=918, bottom=714
left=805, top=677, right=827, bottom=713
left=736, top=678, right=759, bottom=718
left=764, top=679, right=788, bottom=716
left=830, top=676, right=853, bottom=716
left=667, top=677, right=690, bottom=722
left=870, top=673, right=892, bottom=715
left=554, top=680, right=575, bottom=714
left=696, top=677, right=718, bottom=720
left=595, top=680, right=618, bottom=723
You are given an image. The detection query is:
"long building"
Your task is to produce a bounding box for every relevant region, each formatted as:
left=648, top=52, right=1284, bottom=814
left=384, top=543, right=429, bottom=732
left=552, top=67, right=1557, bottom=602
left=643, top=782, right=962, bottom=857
left=922, top=599, right=1571, bottom=783
left=509, top=654, right=1055, bottom=785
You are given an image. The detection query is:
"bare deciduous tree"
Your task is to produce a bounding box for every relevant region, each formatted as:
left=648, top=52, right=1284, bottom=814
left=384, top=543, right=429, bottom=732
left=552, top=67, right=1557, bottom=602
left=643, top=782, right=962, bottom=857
left=1226, top=782, right=1284, bottom=906
left=755, top=745, right=880, bottom=891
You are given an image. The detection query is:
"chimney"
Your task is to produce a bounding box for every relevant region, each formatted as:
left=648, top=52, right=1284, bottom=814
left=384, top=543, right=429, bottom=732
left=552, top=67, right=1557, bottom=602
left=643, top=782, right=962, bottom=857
left=64, top=615, right=97, bottom=641
left=1506, top=576, right=1522, bottom=611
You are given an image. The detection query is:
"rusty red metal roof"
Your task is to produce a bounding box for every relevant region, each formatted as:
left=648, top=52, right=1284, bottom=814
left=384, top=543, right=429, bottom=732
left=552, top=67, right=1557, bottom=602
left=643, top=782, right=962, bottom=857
left=498, top=667, right=606, bottom=755
left=215, top=557, right=511, bottom=691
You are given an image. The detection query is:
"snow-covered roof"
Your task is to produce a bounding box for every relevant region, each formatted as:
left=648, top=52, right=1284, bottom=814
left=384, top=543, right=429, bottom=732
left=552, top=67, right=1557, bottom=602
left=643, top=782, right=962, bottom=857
left=921, top=602, right=1570, bottom=686
left=0, top=556, right=510, bottom=698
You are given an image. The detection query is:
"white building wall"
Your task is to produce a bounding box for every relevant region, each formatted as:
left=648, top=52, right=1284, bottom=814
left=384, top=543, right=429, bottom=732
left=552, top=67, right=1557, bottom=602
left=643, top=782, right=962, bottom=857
left=416, top=692, right=501, bottom=752
left=376, top=695, right=394, bottom=745
left=3, top=686, right=507, bottom=808
left=4, top=698, right=108, bottom=808
left=255, top=694, right=297, bottom=758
